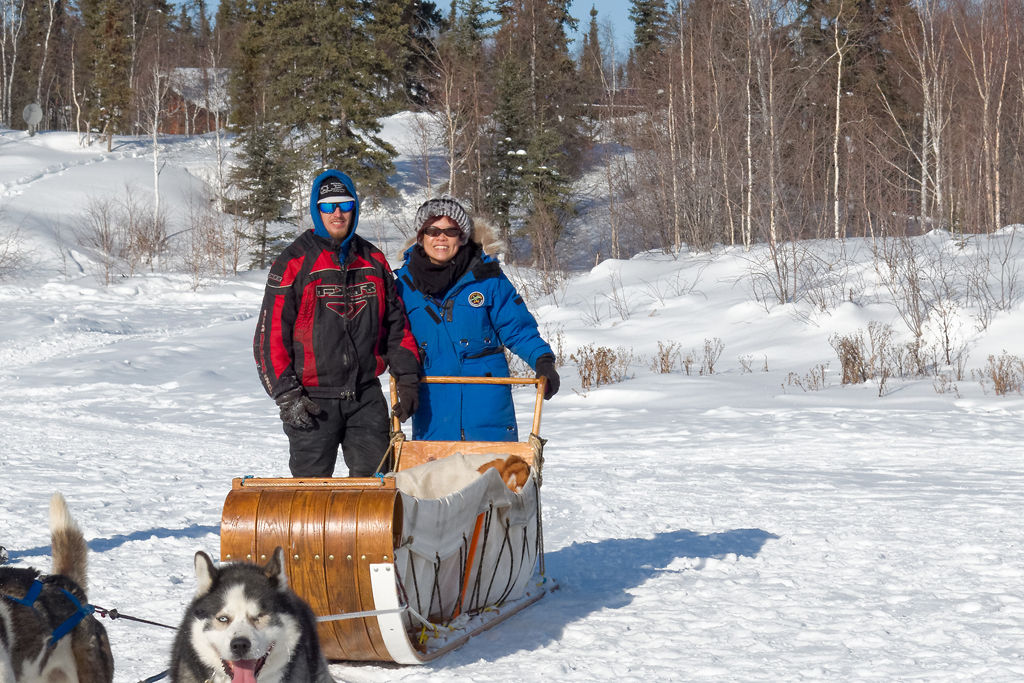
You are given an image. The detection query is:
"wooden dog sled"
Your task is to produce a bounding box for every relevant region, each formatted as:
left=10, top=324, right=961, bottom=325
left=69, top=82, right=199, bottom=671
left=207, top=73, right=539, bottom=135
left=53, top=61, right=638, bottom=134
left=220, top=376, right=554, bottom=663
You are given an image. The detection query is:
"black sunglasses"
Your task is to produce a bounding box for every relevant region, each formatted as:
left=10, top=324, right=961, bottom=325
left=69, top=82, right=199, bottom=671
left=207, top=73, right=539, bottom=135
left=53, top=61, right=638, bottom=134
left=319, top=201, right=355, bottom=213
left=423, top=226, right=462, bottom=238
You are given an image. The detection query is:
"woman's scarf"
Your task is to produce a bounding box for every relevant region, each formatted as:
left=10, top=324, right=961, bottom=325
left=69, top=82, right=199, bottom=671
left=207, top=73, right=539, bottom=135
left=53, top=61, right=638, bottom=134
left=408, top=242, right=480, bottom=297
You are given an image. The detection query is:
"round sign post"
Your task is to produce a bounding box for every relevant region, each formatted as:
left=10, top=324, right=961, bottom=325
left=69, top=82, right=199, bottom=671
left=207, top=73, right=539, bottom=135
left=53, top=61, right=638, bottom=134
left=23, top=103, right=43, bottom=136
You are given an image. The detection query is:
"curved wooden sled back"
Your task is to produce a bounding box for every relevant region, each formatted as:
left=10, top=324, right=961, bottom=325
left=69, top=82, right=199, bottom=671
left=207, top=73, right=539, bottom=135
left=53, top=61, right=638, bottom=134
left=220, top=377, right=547, bottom=663
left=390, top=375, right=546, bottom=471
left=221, top=478, right=401, bottom=661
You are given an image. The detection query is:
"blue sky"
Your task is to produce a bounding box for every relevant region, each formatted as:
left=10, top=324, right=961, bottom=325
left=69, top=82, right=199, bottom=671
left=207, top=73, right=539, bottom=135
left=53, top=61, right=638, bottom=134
left=569, top=0, right=632, bottom=58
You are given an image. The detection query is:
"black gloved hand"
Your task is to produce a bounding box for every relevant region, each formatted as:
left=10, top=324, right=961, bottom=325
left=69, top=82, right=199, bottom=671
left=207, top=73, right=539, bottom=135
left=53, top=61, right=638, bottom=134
left=535, top=354, right=560, bottom=400
left=275, top=387, right=323, bottom=429
left=393, top=380, right=419, bottom=423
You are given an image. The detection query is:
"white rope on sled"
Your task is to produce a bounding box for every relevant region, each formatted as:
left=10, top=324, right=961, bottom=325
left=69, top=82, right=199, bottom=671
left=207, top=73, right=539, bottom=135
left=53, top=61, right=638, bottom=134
left=317, top=605, right=433, bottom=629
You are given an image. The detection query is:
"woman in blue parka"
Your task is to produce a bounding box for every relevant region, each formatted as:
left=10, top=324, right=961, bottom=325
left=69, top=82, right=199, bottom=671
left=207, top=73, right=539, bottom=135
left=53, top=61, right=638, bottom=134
left=394, top=195, right=560, bottom=442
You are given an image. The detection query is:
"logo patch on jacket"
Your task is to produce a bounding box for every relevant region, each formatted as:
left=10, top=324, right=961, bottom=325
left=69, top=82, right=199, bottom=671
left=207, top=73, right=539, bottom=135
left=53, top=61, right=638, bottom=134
left=318, top=282, right=377, bottom=319
left=468, top=291, right=485, bottom=307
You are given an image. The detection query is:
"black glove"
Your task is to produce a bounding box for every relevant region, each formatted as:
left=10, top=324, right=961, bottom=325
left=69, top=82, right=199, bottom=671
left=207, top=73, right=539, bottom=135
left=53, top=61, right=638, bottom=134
left=393, top=380, right=419, bottom=423
left=535, top=354, right=560, bottom=400
left=275, top=387, right=323, bottom=429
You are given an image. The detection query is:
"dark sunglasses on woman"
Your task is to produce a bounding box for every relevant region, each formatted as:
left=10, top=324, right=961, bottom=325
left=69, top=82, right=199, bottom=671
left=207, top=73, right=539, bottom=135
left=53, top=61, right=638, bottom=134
left=319, top=201, right=355, bottom=213
left=424, top=226, right=463, bottom=238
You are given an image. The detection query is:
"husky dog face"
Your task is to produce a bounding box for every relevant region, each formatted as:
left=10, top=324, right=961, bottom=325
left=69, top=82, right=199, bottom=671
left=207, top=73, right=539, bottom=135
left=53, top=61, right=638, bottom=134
left=185, top=549, right=302, bottom=683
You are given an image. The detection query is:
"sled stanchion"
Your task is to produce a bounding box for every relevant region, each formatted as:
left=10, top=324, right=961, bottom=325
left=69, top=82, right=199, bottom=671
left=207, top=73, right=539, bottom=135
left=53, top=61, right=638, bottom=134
left=390, top=378, right=401, bottom=434
left=532, top=377, right=545, bottom=436
left=452, top=512, right=485, bottom=621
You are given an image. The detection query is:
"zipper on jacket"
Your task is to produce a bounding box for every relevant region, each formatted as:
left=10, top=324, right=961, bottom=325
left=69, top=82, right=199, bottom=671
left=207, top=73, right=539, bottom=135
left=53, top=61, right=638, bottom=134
left=443, top=299, right=454, bottom=322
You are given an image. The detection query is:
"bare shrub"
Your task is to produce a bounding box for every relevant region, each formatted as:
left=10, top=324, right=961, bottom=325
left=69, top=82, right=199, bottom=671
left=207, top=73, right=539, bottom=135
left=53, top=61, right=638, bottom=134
left=830, top=322, right=896, bottom=384
left=872, top=235, right=929, bottom=339
left=178, top=190, right=227, bottom=290
left=52, top=217, right=75, bottom=281
left=700, top=337, right=724, bottom=375
left=640, top=262, right=708, bottom=305
left=888, top=338, right=939, bottom=379
left=73, top=195, right=122, bottom=285
left=786, top=363, right=830, bottom=392
left=972, top=351, right=1024, bottom=396
left=650, top=341, right=683, bottom=373
left=606, top=269, right=639, bottom=321
left=831, top=321, right=949, bottom=390
left=0, top=205, right=28, bottom=281
left=682, top=350, right=696, bottom=375
left=933, top=373, right=961, bottom=398
left=578, top=296, right=606, bottom=326
left=797, top=241, right=857, bottom=313
left=570, top=344, right=635, bottom=391
left=830, top=330, right=868, bottom=384
left=952, top=348, right=970, bottom=382
left=73, top=186, right=168, bottom=285
left=739, top=355, right=755, bottom=373
left=745, top=248, right=793, bottom=311
left=963, top=233, right=1024, bottom=331
left=542, top=323, right=566, bottom=366
left=120, top=182, right=167, bottom=274
left=640, top=277, right=672, bottom=307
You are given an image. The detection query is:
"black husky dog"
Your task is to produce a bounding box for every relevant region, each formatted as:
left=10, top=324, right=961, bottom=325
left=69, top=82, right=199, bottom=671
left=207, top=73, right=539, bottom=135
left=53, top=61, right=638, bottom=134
left=0, top=493, right=115, bottom=683
left=169, top=547, right=334, bottom=683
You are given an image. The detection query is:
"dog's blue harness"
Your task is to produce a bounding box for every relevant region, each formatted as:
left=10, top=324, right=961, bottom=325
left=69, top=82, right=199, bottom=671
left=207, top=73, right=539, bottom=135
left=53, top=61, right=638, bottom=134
left=3, top=579, right=96, bottom=648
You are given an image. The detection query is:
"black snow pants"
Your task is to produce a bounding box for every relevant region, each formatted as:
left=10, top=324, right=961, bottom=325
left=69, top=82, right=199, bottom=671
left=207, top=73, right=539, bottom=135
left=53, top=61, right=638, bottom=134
left=283, top=383, right=391, bottom=478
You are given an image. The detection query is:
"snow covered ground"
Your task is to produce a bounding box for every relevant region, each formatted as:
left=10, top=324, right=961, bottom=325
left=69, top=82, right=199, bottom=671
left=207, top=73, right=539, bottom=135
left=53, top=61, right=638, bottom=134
left=2, top=123, right=1024, bottom=682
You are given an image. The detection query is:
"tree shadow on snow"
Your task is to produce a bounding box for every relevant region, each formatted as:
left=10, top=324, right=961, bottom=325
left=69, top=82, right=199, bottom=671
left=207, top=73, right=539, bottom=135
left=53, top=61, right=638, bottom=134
left=429, top=527, right=779, bottom=667
left=5, top=524, right=219, bottom=562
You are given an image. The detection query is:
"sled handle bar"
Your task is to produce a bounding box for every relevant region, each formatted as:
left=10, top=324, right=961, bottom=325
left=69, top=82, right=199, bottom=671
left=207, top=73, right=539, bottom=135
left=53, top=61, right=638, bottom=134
left=389, top=375, right=547, bottom=437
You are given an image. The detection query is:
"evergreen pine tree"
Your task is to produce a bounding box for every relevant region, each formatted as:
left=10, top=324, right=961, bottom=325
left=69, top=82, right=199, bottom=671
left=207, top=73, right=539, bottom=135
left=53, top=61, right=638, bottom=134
left=629, top=0, right=669, bottom=55
left=231, top=122, right=294, bottom=269
left=194, top=0, right=212, bottom=53
left=401, top=0, right=447, bottom=106
left=483, top=0, right=585, bottom=269
left=484, top=56, right=532, bottom=243
left=579, top=5, right=605, bottom=107
left=83, top=0, right=132, bottom=149
left=364, top=0, right=413, bottom=106
left=241, top=0, right=400, bottom=201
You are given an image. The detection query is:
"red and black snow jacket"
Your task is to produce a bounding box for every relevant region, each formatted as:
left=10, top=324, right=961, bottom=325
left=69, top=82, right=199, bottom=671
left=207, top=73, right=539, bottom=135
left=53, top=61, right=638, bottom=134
left=254, top=230, right=420, bottom=400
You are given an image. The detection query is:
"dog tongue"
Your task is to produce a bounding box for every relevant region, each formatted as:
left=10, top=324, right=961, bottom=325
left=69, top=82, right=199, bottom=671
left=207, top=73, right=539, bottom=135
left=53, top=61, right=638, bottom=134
left=231, top=660, right=259, bottom=683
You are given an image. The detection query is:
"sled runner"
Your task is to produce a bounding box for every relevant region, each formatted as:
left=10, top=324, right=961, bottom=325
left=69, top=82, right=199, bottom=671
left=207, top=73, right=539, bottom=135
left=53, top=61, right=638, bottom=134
left=220, top=376, right=554, bottom=663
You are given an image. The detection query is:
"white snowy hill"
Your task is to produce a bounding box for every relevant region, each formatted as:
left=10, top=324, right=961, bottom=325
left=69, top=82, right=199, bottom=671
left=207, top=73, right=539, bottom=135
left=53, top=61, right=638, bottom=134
left=2, top=119, right=1024, bottom=682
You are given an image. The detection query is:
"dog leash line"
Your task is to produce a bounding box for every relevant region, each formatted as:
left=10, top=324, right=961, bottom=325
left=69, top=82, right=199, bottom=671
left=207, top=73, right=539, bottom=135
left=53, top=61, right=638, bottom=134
left=93, top=605, right=178, bottom=630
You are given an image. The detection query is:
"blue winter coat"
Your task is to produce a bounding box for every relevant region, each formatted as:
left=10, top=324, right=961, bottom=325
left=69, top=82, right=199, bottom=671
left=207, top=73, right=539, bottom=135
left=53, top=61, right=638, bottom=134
left=394, top=247, right=553, bottom=442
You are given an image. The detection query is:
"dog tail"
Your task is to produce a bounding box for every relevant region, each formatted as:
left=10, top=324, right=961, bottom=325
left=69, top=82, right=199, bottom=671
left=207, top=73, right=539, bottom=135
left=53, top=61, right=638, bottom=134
left=50, top=493, right=89, bottom=592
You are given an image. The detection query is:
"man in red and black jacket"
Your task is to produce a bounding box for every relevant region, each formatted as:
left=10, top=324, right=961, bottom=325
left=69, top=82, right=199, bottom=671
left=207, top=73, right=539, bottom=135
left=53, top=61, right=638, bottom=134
left=254, top=170, right=421, bottom=477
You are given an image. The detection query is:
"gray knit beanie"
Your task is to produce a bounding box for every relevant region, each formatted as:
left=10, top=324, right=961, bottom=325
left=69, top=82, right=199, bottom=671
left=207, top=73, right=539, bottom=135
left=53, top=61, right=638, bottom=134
left=415, top=195, right=472, bottom=245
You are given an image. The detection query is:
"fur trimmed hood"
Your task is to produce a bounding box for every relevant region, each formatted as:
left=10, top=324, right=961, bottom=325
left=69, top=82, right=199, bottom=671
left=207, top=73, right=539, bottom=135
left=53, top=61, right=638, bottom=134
left=401, top=218, right=506, bottom=259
